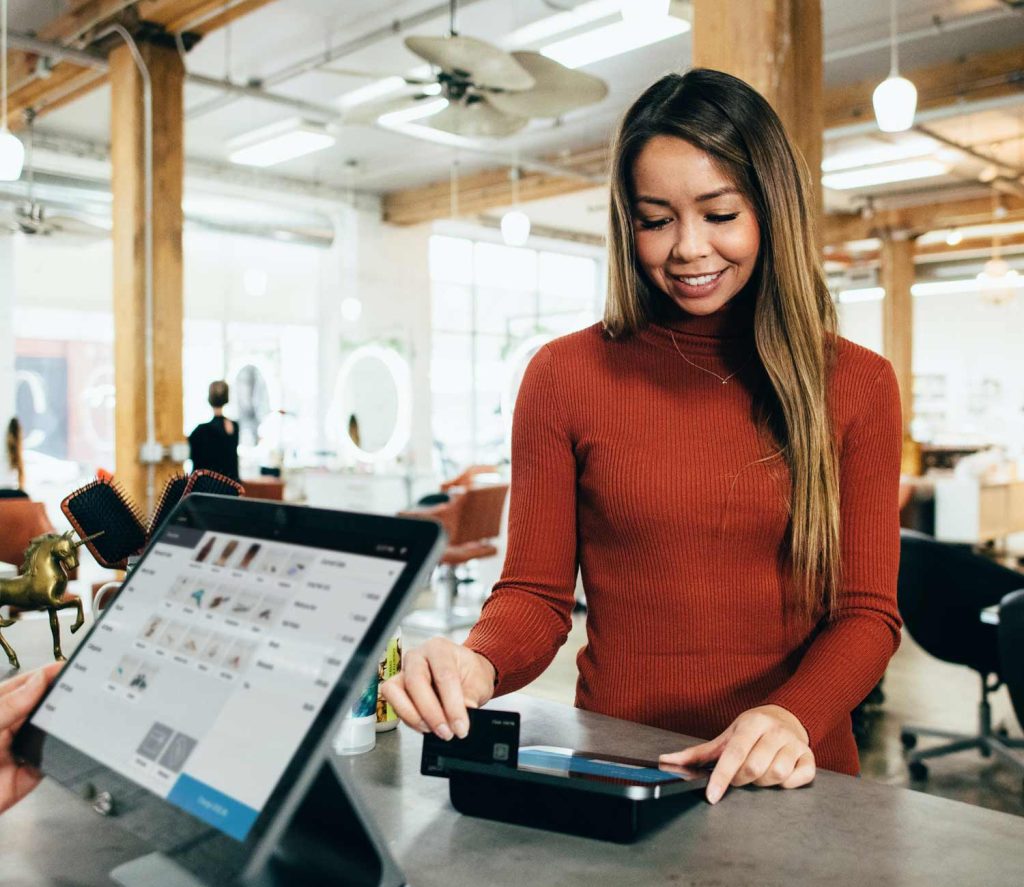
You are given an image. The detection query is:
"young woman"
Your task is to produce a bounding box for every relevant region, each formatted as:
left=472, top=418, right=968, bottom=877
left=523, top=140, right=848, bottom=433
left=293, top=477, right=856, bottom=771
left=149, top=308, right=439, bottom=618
left=1, top=418, right=25, bottom=493
left=382, top=69, right=902, bottom=805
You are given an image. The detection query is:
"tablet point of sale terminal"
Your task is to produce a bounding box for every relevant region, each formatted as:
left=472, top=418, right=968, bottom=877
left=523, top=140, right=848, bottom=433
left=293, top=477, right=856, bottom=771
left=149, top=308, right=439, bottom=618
left=14, top=495, right=446, bottom=887
left=422, top=708, right=709, bottom=843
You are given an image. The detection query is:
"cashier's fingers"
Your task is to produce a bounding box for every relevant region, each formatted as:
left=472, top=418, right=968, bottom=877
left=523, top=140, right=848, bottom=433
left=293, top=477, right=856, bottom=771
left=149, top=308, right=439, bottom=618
left=0, top=662, right=62, bottom=702
left=659, top=736, right=726, bottom=767
left=403, top=648, right=459, bottom=741
left=779, top=752, right=816, bottom=789
left=379, top=674, right=429, bottom=734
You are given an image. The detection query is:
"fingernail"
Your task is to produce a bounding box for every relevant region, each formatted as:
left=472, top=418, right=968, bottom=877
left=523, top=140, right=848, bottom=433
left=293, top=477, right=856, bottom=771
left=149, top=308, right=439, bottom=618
left=706, top=785, right=722, bottom=805
left=453, top=719, right=469, bottom=739
left=436, top=723, right=453, bottom=741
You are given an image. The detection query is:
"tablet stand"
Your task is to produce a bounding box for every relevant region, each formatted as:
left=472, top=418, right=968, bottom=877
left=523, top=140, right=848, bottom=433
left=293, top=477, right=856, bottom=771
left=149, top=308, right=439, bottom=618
left=110, top=758, right=404, bottom=887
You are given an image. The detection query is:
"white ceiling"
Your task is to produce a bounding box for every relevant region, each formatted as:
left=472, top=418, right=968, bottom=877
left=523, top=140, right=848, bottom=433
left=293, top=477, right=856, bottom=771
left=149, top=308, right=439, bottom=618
left=6, top=0, right=1024, bottom=219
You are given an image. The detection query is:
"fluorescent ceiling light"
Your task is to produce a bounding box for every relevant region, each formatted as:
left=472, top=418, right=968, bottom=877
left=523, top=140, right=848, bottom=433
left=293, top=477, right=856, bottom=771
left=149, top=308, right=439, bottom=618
left=821, top=158, right=948, bottom=191
left=378, top=120, right=483, bottom=149
left=541, top=16, right=689, bottom=69
left=822, top=136, right=935, bottom=172
left=228, top=119, right=335, bottom=168
left=377, top=98, right=448, bottom=127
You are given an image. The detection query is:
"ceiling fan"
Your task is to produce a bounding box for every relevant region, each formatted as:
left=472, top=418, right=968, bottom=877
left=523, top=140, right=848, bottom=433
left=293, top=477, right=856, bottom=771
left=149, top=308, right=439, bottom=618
left=0, top=115, right=110, bottom=240
left=336, top=0, right=609, bottom=138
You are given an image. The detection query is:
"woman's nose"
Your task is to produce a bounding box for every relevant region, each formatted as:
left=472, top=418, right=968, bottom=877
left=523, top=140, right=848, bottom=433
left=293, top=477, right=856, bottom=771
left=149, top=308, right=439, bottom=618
left=670, top=224, right=710, bottom=263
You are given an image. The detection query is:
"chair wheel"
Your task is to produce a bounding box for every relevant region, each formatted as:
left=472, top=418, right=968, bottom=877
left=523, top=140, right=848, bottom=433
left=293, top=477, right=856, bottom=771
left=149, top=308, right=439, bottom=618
left=900, top=731, right=918, bottom=750
left=981, top=746, right=992, bottom=758
left=996, top=725, right=1010, bottom=739
left=909, top=761, right=929, bottom=781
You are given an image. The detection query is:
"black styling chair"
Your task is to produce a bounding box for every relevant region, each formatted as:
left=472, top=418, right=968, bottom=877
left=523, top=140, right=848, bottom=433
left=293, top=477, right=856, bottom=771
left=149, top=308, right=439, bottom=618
left=898, top=530, right=1024, bottom=782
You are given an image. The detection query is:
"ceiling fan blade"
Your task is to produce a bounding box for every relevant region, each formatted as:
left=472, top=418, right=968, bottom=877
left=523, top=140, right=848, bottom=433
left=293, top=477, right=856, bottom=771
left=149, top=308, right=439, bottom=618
left=404, top=35, right=535, bottom=91
left=343, top=92, right=440, bottom=126
left=425, top=101, right=529, bottom=138
left=483, top=52, right=609, bottom=118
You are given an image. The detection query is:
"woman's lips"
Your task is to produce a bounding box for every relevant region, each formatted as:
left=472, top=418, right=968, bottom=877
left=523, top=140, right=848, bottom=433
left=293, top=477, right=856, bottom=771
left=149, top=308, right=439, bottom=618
left=666, top=268, right=726, bottom=299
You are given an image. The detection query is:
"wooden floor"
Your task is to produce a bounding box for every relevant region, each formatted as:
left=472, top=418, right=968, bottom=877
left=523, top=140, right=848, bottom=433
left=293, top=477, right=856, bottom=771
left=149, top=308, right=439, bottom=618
left=416, top=591, right=1024, bottom=819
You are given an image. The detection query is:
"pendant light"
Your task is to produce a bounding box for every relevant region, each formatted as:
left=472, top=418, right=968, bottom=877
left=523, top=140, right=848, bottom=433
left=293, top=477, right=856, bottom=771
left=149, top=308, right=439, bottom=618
left=872, top=0, right=917, bottom=133
left=977, top=196, right=1018, bottom=306
left=0, top=0, right=26, bottom=180
left=501, top=166, right=531, bottom=247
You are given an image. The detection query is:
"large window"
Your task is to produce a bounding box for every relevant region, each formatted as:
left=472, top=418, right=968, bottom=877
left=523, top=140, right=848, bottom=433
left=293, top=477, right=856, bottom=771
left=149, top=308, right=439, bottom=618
left=429, top=232, right=604, bottom=472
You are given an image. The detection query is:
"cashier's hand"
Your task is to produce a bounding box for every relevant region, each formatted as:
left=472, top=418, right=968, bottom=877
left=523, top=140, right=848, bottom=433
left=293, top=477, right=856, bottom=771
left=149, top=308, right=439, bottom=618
left=659, top=705, right=815, bottom=805
left=0, top=662, right=63, bottom=814
left=380, top=637, right=496, bottom=741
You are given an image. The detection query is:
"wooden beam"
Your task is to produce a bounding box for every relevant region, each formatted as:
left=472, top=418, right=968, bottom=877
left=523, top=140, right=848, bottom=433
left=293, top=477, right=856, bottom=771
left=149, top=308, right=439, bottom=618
left=111, top=41, right=185, bottom=509
left=826, top=230, right=1024, bottom=265
left=824, top=194, right=1024, bottom=244
left=5, top=1, right=281, bottom=131
left=383, top=164, right=600, bottom=226
left=880, top=236, right=915, bottom=434
left=825, top=44, right=1024, bottom=131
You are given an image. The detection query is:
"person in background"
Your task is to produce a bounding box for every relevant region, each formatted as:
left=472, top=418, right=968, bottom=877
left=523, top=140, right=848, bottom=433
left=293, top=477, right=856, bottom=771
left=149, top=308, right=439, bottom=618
left=0, top=418, right=26, bottom=497
left=188, top=381, right=240, bottom=482
left=0, top=662, right=62, bottom=814
left=383, top=69, right=902, bottom=806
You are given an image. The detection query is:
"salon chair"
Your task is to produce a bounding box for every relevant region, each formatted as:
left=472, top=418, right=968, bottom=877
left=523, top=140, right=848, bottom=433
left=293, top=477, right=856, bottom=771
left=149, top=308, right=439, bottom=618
left=401, top=483, right=509, bottom=633
left=897, top=530, right=1024, bottom=783
left=0, top=498, right=58, bottom=569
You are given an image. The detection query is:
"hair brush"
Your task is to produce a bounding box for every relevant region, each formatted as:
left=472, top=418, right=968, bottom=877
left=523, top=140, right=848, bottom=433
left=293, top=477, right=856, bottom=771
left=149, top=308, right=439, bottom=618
left=63, top=471, right=246, bottom=570
left=61, top=478, right=149, bottom=570
left=183, top=470, right=245, bottom=498
left=149, top=473, right=189, bottom=536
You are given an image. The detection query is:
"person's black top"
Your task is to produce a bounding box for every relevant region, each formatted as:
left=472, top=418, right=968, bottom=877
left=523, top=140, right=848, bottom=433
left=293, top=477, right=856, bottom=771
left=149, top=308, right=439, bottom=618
left=188, top=416, right=240, bottom=481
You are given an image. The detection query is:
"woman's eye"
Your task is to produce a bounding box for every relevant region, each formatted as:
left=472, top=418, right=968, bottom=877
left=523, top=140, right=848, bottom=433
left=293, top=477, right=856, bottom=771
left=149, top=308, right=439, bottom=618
left=706, top=213, right=739, bottom=224
left=638, top=218, right=670, bottom=230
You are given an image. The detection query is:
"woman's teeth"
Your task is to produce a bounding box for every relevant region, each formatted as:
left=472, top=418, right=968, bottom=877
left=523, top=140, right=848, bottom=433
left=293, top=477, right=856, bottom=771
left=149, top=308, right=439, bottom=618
left=674, top=270, right=723, bottom=286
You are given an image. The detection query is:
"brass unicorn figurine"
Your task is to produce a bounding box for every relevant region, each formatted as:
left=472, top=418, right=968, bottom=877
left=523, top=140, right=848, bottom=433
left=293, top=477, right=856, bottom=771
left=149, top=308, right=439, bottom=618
left=0, top=530, right=101, bottom=669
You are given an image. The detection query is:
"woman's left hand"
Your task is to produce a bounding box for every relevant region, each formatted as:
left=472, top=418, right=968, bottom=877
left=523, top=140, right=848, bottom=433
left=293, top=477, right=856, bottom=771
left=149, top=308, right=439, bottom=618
left=659, top=704, right=815, bottom=805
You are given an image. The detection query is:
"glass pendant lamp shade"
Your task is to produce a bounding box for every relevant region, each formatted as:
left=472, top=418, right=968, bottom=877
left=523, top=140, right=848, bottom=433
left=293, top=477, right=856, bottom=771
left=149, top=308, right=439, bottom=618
left=501, top=209, right=531, bottom=247
left=872, top=75, right=918, bottom=133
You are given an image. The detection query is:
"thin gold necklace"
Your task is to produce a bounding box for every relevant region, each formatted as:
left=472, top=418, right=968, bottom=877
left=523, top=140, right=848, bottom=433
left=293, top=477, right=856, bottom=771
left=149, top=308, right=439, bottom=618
left=669, top=329, right=754, bottom=385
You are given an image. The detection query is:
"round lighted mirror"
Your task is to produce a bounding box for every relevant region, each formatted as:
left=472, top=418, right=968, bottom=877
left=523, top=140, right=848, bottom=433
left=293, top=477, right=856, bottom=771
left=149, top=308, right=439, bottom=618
left=328, top=344, right=412, bottom=464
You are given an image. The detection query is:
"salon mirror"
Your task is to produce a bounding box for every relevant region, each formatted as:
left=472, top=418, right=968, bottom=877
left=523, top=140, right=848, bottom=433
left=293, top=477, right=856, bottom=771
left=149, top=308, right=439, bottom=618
left=329, top=344, right=412, bottom=464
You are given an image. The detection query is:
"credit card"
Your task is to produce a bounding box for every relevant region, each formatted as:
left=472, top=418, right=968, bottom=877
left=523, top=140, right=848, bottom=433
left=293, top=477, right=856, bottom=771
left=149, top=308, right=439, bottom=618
left=420, top=708, right=520, bottom=777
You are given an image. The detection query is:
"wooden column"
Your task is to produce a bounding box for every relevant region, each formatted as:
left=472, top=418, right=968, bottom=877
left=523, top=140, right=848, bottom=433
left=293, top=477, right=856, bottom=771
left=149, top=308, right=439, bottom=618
left=110, top=41, right=184, bottom=510
left=880, top=235, right=915, bottom=433
left=692, top=0, right=824, bottom=219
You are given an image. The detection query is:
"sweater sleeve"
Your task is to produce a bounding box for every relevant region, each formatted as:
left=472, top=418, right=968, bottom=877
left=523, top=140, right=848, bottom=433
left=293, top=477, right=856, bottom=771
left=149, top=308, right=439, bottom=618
left=464, top=345, right=578, bottom=695
left=763, top=360, right=903, bottom=745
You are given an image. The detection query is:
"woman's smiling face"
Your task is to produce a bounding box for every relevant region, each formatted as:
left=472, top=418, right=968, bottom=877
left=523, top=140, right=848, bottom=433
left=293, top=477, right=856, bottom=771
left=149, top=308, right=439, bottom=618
left=631, top=135, right=761, bottom=318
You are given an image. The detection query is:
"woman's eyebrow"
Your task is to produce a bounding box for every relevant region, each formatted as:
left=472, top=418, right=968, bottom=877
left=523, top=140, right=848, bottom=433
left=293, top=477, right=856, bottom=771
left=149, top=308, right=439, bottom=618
left=634, top=195, right=671, bottom=207
left=696, top=187, right=740, bottom=202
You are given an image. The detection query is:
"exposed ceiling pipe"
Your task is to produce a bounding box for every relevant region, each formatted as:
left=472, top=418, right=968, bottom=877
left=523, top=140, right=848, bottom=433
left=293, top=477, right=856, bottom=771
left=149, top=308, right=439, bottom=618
left=183, top=0, right=489, bottom=121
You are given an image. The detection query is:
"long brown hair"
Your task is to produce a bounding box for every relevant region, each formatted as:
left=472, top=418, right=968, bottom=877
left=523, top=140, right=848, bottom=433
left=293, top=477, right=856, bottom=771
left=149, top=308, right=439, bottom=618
left=605, top=69, right=840, bottom=620
left=6, top=417, right=23, bottom=476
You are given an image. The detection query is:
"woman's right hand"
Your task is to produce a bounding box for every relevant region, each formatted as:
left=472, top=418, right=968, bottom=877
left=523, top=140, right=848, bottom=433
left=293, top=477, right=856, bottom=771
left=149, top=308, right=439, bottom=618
left=380, top=637, right=496, bottom=740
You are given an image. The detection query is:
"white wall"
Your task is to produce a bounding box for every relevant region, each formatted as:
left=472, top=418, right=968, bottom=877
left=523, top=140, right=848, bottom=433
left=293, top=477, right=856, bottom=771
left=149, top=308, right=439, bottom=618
left=4, top=201, right=437, bottom=483
left=838, top=290, right=1024, bottom=453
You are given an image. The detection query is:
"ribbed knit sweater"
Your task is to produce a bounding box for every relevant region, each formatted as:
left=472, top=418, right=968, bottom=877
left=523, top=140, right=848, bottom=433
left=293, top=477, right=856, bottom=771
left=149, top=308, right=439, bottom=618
left=465, top=301, right=903, bottom=775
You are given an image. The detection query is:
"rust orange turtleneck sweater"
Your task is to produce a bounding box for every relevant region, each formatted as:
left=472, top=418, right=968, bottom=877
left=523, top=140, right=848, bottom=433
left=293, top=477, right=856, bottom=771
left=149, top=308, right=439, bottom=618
left=466, top=300, right=903, bottom=775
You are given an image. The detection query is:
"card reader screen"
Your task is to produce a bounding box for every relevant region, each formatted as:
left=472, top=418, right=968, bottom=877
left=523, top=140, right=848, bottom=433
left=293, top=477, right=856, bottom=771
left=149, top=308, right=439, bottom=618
left=27, top=526, right=405, bottom=841
left=518, top=746, right=697, bottom=786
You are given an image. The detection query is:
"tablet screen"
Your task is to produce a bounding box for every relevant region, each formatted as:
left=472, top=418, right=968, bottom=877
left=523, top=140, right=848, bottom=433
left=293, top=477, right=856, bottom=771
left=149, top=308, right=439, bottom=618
left=26, top=524, right=406, bottom=841
left=518, top=746, right=697, bottom=787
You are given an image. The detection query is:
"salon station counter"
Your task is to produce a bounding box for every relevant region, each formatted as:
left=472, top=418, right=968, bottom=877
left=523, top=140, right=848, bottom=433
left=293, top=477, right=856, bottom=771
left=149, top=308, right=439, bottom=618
left=2, top=642, right=1023, bottom=887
